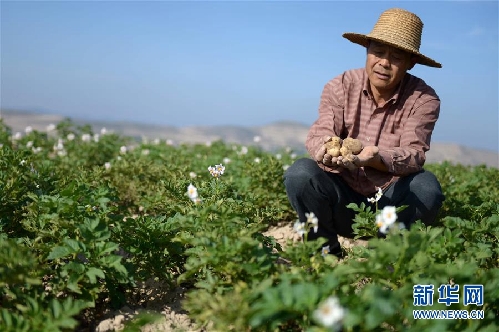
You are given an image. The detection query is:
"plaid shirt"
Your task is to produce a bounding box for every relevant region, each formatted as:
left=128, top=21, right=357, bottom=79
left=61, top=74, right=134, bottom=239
left=306, top=68, right=440, bottom=197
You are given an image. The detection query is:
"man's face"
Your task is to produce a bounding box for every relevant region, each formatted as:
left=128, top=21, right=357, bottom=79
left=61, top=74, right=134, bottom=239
left=366, top=41, right=415, bottom=96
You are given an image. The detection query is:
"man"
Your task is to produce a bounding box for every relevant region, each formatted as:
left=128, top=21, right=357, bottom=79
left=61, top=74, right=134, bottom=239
left=284, top=8, right=445, bottom=257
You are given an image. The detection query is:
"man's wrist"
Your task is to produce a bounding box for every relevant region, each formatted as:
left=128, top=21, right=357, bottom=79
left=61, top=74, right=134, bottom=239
left=366, top=153, right=389, bottom=172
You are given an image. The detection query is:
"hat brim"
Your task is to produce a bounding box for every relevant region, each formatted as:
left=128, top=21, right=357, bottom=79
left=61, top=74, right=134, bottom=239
left=342, top=32, right=442, bottom=68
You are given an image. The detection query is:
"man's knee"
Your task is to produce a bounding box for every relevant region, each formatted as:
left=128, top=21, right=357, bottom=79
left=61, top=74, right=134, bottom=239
left=408, top=170, right=445, bottom=224
left=410, top=170, right=445, bottom=206
left=284, top=158, right=317, bottom=186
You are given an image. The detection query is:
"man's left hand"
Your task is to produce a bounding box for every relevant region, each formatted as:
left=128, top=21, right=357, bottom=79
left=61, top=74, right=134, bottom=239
left=336, top=146, right=380, bottom=170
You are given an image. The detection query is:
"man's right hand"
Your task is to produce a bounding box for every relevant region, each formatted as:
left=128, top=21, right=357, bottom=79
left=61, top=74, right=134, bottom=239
left=314, top=135, right=340, bottom=169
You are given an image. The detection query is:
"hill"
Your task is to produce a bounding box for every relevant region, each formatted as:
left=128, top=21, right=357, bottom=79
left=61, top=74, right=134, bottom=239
left=1, top=109, right=498, bottom=168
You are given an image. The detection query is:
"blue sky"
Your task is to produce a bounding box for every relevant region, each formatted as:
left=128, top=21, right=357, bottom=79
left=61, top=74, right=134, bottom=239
left=1, top=0, right=498, bottom=151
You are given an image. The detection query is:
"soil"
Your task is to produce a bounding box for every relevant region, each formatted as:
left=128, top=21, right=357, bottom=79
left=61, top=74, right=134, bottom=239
left=92, top=223, right=368, bottom=332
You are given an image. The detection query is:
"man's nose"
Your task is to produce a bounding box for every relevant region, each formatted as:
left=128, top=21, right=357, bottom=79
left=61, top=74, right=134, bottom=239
left=378, top=56, right=391, bottom=67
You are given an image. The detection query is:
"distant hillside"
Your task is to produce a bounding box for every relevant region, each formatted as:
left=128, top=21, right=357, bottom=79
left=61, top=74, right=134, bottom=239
left=1, top=109, right=498, bottom=168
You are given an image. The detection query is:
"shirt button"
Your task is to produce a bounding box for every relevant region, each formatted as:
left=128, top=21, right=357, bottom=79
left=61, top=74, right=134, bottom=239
left=367, top=137, right=371, bottom=142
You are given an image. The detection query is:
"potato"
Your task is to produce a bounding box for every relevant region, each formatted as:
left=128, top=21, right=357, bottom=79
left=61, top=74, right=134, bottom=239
left=342, top=137, right=363, bottom=155
left=324, top=136, right=342, bottom=156
left=323, top=136, right=363, bottom=159
left=328, top=147, right=340, bottom=157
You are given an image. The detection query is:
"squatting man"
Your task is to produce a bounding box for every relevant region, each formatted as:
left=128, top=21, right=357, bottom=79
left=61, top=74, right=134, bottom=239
left=284, top=8, right=445, bottom=257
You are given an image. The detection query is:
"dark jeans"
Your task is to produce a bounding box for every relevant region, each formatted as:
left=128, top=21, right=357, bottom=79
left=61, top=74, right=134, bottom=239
left=283, top=158, right=445, bottom=248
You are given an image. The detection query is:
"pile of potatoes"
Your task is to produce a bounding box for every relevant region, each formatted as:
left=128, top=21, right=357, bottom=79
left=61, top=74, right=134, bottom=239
left=324, top=136, right=363, bottom=161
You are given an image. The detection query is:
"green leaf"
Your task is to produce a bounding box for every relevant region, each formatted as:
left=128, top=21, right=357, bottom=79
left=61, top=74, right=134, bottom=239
left=86, top=267, right=105, bottom=284
left=64, top=261, right=86, bottom=274
left=63, top=238, right=84, bottom=252
left=51, top=299, right=62, bottom=319
left=47, top=246, right=73, bottom=260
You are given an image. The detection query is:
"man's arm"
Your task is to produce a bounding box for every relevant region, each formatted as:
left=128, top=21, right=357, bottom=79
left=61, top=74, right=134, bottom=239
left=306, top=76, right=345, bottom=166
left=338, top=98, right=440, bottom=174
left=378, top=99, right=440, bottom=175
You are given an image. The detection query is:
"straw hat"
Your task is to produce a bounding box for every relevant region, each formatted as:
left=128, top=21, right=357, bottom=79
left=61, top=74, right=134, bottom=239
left=342, top=8, right=442, bottom=68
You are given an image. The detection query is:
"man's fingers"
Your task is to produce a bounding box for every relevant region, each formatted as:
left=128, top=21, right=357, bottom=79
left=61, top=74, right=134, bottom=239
left=315, top=145, right=326, bottom=162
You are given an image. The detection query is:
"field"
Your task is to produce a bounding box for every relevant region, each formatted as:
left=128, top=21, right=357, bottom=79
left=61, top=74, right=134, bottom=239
left=1, top=118, right=498, bottom=332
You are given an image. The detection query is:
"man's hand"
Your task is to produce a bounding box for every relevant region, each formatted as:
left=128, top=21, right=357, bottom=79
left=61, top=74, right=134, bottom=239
left=337, top=146, right=388, bottom=172
left=346, top=146, right=380, bottom=167
left=315, top=135, right=341, bottom=169
left=316, top=140, right=387, bottom=172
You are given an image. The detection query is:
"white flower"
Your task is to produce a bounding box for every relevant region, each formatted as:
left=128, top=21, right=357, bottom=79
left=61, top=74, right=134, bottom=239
left=208, top=164, right=225, bottom=178
left=208, top=166, right=217, bottom=177
left=81, top=134, right=91, bottom=142
left=205, top=141, right=212, bottom=147
left=368, top=187, right=383, bottom=203
left=153, top=138, right=160, bottom=145
left=239, top=146, right=248, bottom=155
left=53, top=139, right=64, bottom=151
left=215, top=164, right=225, bottom=175
left=120, top=146, right=127, bottom=154
left=46, top=123, right=56, bottom=132
left=104, top=162, right=111, bottom=170
left=100, top=127, right=107, bottom=135
left=376, top=213, right=384, bottom=228
left=253, top=135, right=261, bottom=143
left=93, top=134, right=100, bottom=142
left=186, top=183, right=201, bottom=204
left=189, top=172, right=197, bottom=179
left=32, top=146, right=42, bottom=153
left=321, top=245, right=330, bottom=257
left=13, top=132, right=22, bottom=140
left=275, top=153, right=282, bottom=160
left=142, top=149, right=150, bottom=156
left=254, top=157, right=261, bottom=163
left=57, top=150, right=67, bottom=157
left=290, top=153, right=297, bottom=159
left=166, top=139, right=174, bottom=146
left=25, top=126, right=33, bottom=134
left=293, top=220, right=306, bottom=237
left=313, top=296, right=345, bottom=329
left=187, top=183, right=198, bottom=199
left=19, top=160, right=27, bottom=166
left=377, top=214, right=389, bottom=234
left=376, top=206, right=398, bottom=234
left=67, top=133, right=75, bottom=141
left=382, top=206, right=397, bottom=225
left=305, top=212, right=319, bottom=233
left=283, top=164, right=290, bottom=171
left=223, top=157, right=231, bottom=164
left=26, top=141, right=33, bottom=148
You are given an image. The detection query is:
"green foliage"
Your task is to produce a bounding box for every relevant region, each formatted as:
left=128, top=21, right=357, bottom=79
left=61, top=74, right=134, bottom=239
left=1, top=119, right=498, bottom=331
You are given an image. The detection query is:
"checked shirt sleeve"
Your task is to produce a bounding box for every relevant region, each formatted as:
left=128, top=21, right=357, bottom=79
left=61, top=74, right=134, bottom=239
left=306, top=77, right=345, bottom=159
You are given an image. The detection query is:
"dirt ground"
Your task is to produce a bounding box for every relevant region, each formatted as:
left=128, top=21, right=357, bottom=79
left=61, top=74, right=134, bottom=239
left=94, top=223, right=367, bottom=332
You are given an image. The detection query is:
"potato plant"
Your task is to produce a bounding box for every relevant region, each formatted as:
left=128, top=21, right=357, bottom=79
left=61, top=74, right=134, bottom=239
left=0, top=118, right=498, bottom=331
